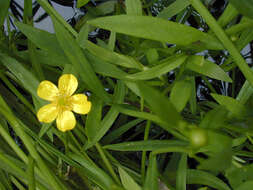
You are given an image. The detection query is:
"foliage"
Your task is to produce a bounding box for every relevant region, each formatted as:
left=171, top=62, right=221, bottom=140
left=0, top=0, right=253, bottom=189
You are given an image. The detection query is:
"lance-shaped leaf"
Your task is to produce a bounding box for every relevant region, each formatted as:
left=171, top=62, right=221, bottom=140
left=126, top=54, right=188, bottom=80
left=187, top=169, right=231, bottom=190
left=88, top=15, right=223, bottom=50
left=170, top=79, right=192, bottom=112
left=186, top=55, right=232, bottom=82
left=126, top=0, right=142, bottom=16
left=211, top=93, right=246, bottom=117
left=84, top=40, right=143, bottom=69
left=158, top=0, right=190, bottom=19
left=229, top=0, right=253, bottom=19
left=118, top=167, right=142, bottom=190
left=104, top=140, right=188, bottom=151
left=144, top=155, right=159, bottom=190
left=137, top=82, right=182, bottom=127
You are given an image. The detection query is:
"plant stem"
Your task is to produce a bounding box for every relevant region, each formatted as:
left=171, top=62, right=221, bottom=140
left=190, top=0, right=253, bottom=87
left=95, top=143, right=121, bottom=185
left=141, top=120, right=151, bottom=183
left=201, top=76, right=217, bottom=94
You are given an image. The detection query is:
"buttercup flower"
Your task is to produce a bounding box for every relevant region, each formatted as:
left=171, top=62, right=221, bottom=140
left=37, top=74, right=91, bottom=132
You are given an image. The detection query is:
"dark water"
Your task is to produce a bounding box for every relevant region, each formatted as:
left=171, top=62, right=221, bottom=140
left=8, top=0, right=77, bottom=33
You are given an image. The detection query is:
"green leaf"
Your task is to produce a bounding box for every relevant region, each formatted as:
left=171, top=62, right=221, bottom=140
left=211, top=93, right=246, bottom=117
left=217, top=3, right=238, bottom=28
left=187, top=169, right=231, bottom=190
left=85, top=81, right=125, bottom=149
left=0, top=167, right=13, bottom=190
left=158, top=0, right=190, bottom=19
left=88, top=15, right=223, bottom=50
left=170, top=79, right=192, bottom=112
left=0, top=0, right=10, bottom=27
left=126, top=0, right=142, bottom=16
left=76, top=23, right=89, bottom=45
left=199, top=106, right=227, bottom=129
left=38, top=123, right=52, bottom=138
left=108, top=31, right=116, bottom=51
left=225, top=164, right=253, bottom=189
left=52, top=18, right=111, bottom=102
left=118, top=167, right=141, bottom=190
left=144, top=155, right=158, bottom=190
left=186, top=55, right=232, bottom=82
left=236, top=181, right=253, bottom=190
left=114, top=104, right=187, bottom=140
left=36, top=50, right=68, bottom=67
left=102, top=119, right=144, bottom=144
left=0, top=53, right=44, bottom=107
left=84, top=50, right=128, bottom=79
left=236, top=76, right=253, bottom=104
left=229, top=0, right=253, bottom=19
left=85, top=96, right=103, bottom=143
left=137, top=82, right=182, bottom=127
left=27, top=156, right=35, bottom=190
left=126, top=54, right=188, bottom=80
left=176, top=153, right=187, bottom=190
left=83, top=40, right=143, bottom=69
left=15, top=22, right=63, bottom=56
left=77, top=0, right=89, bottom=8
left=198, top=130, right=232, bottom=172
left=146, top=49, right=159, bottom=64
left=69, top=153, right=117, bottom=190
left=104, top=140, right=187, bottom=151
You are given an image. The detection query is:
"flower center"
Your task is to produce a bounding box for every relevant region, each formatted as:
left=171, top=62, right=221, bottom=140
left=56, top=95, right=72, bottom=111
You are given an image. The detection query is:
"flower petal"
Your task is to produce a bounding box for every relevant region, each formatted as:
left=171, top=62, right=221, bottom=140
left=70, top=94, right=92, bottom=114
left=37, top=104, right=59, bottom=123
left=58, top=74, right=78, bottom=96
left=37, top=81, right=59, bottom=101
left=56, top=111, right=76, bottom=132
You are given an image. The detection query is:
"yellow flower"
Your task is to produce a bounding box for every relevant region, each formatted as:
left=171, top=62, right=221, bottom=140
left=37, top=74, right=91, bottom=132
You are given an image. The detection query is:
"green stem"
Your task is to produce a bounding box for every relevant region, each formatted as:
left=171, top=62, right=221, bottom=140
left=201, top=76, right=217, bottom=94
left=232, top=68, right=236, bottom=98
left=64, top=132, right=69, bottom=154
left=190, top=0, right=253, bottom=87
left=24, top=0, right=44, bottom=81
left=141, top=120, right=151, bottom=183
left=28, top=41, right=45, bottom=81
left=95, top=143, right=121, bottom=185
